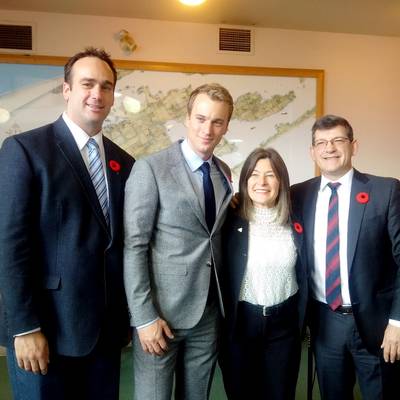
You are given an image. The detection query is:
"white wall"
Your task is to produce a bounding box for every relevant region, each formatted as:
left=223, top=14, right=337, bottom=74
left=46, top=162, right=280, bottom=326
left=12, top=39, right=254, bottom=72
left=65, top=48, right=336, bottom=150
left=1, top=9, right=399, bottom=178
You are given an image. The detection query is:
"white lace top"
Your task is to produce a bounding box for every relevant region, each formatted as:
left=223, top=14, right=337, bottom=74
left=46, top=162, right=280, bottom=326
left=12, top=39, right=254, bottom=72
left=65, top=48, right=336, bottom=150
left=239, top=206, right=298, bottom=307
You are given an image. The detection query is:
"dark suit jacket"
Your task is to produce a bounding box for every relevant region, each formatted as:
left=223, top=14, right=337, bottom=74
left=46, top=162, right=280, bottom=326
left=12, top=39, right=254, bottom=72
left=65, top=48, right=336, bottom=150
left=0, top=116, right=134, bottom=356
left=291, top=169, right=400, bottom=354
left=220, top=208, right=308, bottom=339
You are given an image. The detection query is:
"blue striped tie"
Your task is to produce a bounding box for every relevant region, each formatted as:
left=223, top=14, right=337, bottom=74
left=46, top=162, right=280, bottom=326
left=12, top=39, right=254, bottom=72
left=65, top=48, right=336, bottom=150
left=87, top=138, right=109, bottom=225
left=326, top=182, right=342, bottom=310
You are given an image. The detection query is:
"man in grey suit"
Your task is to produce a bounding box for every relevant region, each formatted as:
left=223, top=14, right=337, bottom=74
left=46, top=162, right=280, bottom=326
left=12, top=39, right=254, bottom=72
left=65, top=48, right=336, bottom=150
left=124, top=83, right=234, bottom=400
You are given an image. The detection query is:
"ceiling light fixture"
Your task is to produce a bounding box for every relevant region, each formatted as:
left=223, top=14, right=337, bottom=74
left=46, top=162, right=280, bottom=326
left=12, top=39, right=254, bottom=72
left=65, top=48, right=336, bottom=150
left=179, top=0, right=206, bottom=6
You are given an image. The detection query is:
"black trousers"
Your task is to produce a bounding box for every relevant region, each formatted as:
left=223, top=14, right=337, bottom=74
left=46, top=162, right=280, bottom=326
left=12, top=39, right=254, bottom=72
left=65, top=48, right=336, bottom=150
left=310, top=300, right=400, bottom=400
left=220, top=294, right=301, bottom=400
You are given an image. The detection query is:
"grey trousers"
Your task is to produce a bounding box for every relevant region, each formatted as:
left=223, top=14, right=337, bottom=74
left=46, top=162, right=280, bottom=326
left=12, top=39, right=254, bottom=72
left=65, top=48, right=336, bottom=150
left=132, top=304, right=220, bottom=400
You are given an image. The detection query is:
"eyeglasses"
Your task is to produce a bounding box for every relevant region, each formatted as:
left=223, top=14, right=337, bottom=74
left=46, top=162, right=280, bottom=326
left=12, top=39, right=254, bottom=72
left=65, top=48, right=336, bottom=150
left=313, top=137, right=351, bottom=150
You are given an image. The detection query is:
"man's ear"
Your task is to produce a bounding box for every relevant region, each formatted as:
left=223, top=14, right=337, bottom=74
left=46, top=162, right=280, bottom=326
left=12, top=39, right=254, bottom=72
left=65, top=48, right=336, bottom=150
left=351, top=139, right=359, bottom=156
left=310, top=145, right=316, bottom=163
left=62, top=82, right=70, bottom=102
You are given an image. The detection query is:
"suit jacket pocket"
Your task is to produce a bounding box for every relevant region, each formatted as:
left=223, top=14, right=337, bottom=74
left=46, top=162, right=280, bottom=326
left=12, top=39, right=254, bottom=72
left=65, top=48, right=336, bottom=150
left=42, top=275, right=61, bottom=290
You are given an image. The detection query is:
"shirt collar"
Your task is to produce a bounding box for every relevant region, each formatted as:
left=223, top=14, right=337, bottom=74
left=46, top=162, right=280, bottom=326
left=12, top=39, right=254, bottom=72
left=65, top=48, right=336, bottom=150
left=62, top=112, right=104, bottom=151
left=180, top=139, right=212, bottom=172
left=320, top=168, right=354, bottom=192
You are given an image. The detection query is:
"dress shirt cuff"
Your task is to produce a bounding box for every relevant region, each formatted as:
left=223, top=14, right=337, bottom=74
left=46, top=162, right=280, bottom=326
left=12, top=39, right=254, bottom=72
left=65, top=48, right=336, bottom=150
left=14, top=327, right=41, bottom=337
left=136, top=318, right=160, bottom=330
left=388, top=319, right=400, bottom=327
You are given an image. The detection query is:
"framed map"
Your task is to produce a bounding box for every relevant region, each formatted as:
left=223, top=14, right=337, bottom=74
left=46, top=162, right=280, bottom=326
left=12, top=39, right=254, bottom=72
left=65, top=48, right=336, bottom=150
left=0, top=54, right=324, bottom=186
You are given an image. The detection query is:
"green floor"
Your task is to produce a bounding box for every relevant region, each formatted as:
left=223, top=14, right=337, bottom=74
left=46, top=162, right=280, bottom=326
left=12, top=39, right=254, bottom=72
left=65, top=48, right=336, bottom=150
left=1, top=342, right=361, bottom=399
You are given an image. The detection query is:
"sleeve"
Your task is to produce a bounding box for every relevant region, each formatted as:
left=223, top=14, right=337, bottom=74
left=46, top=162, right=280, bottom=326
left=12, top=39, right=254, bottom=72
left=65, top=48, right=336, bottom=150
left=0, top=137, right=41, bottom=336
left=388, top=178, right=400, bottom=320
left=123, top=158, right=160, bottom=327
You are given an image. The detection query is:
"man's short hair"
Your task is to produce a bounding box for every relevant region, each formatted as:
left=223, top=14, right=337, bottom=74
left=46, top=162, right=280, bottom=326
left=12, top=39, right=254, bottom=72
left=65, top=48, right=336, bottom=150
left=312, top=114, right=354, bottom=144
left=187, top=83, right=234, bottom=121
left=64, top=47, right=117, bottom=88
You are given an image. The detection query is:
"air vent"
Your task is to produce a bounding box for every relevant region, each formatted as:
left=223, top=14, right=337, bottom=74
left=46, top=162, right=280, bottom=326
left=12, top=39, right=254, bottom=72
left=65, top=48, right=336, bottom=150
left=219, top=27, right=253, bottom=54
left=0, top=23, right=34, bottom=52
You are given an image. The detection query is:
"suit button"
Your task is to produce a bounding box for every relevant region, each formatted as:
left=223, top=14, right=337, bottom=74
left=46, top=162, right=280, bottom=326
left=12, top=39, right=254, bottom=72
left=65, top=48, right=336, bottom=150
left=206, top=261, right=212, bottom=267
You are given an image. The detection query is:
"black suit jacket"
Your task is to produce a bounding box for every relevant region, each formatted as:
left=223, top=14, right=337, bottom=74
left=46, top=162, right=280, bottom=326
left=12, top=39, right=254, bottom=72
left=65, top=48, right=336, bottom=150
left=220, top=209, right=308, bottom=339
left=0, top=117, right=134, bottom=356
left=291, top=169, right=400, bottom=354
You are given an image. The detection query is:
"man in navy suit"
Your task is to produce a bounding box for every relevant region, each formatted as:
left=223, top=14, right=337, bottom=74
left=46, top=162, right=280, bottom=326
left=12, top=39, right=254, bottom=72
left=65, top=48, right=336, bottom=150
left=291, top=115, right=400, bottom=399
left=0, top=48, right=134, bottom=400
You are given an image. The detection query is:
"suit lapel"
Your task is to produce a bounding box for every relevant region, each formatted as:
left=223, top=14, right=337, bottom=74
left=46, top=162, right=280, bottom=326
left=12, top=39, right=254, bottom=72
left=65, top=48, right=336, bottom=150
left=104, top=137, right=123, bottom=240
left=347, top=170, right=370, bottom=271
left=213, top=157, right=233, bottom=234
left=234, top=218, right=249, bottom=299
left=303, top=177, right=321, bottom=268
left=53, top=117, right=109, bottom=235
left=169, top=144, right=208, bottom=230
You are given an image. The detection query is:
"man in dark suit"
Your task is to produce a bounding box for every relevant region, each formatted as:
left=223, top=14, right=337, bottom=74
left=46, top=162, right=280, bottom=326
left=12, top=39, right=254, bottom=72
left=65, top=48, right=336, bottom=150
left=291, top=114, right=400, bottom=399
left=0, top=48, right=134, bottom=400
left=124, top=83, right=233, bottom=400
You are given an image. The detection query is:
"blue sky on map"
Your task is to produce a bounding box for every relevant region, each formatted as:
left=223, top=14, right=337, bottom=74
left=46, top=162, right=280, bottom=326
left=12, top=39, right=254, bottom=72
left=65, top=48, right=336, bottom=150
left=0, top=64, right=63, bottom=95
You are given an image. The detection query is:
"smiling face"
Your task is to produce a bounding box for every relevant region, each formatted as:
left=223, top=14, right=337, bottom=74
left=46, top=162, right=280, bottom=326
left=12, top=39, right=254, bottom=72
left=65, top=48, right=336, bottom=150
left=63, top=56, right=115, bottom=136
left=311, top=126, right=358, bottom=180
left=185, top=93, right=230, bottom=160
left=247, top=158, right=280, bottom=208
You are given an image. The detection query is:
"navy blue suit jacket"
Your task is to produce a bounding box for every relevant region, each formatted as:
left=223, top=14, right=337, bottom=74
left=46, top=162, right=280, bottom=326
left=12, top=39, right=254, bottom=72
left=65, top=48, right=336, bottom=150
left=0, top=117, right=134, bottom=356
left=220, top=208, right=308, bottom=338
left=291, top=169, right=400, bottom=354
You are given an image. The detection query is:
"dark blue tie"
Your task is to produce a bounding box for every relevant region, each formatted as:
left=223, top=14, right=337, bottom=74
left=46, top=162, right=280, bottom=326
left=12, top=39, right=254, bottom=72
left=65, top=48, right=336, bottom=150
left=326, top=182, right=342, bottom=310
left=199, top=162, right=216, bottom=232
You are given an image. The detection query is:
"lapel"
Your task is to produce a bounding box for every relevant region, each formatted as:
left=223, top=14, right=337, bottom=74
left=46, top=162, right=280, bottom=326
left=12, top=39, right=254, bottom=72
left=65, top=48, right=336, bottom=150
left=303, top=177, right=321, bottom=268
left=104, top=137, right=123, bottom=240
left=290, top=217, right=304, bottom=255
left=53, top=117, right=110, bottom=236
left=347, top=170, right=370, bottom=271
left=169, top=143, right=208, bottom=231
left=229, top=215, right=249, bottom=299
left=212, top=156, right=233, bottom=234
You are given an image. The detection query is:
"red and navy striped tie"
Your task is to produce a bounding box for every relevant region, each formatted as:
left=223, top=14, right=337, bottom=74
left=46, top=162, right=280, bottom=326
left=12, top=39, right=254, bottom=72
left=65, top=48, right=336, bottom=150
left=326, top=182, right=342, bottom=310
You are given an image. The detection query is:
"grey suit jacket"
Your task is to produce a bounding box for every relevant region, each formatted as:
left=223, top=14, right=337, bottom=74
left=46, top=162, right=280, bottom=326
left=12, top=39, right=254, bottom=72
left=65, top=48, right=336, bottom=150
left=123, top=141, right=233, bottom=329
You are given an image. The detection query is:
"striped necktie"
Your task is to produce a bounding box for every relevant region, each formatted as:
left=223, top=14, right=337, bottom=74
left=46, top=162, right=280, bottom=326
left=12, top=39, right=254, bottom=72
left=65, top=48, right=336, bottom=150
left=199, top=162, right=216, bottom=233
left=326, top=182, right=342, bottom=310
left=87, top=138, right=109, bottom=225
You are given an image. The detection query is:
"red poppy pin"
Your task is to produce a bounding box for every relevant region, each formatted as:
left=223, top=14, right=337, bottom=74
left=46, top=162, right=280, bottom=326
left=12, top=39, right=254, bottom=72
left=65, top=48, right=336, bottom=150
left=356, top=192, right=369, bottom=204
left=109, top=160, right=121, bottom=172
left=293, top=222, right=303, bottom=234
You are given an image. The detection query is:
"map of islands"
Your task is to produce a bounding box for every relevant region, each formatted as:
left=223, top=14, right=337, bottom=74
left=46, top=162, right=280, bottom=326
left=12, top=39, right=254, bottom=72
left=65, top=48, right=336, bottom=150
left=0, top=65, right=318, bottom=186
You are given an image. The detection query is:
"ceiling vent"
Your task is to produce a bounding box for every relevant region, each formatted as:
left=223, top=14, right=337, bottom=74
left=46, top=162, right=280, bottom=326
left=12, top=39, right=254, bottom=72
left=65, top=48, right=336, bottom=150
left=0, top=22, right=35, bottom=53
left=218, top=27, right=254, bottom=54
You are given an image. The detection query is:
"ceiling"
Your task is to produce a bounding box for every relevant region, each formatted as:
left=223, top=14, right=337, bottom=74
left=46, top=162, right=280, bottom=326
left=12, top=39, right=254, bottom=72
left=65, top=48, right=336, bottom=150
left=2, top=0, right=400, bottom=37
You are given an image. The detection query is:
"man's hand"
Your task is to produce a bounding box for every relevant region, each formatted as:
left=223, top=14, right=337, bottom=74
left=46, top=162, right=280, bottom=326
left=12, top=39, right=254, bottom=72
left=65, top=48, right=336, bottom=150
left=137, top=319, right=174, bottom=356
left=14, top=331, right=49, bottom=375
left=381, top=324, right=400, bottom=363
